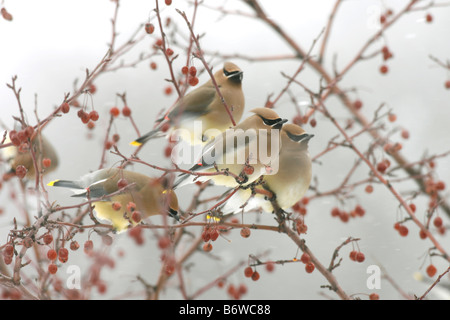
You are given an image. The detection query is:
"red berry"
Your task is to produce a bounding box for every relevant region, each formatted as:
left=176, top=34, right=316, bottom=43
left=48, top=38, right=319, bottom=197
left=84, top=240, right=94, bottom=254
left=158, top=236, right=171, bottom=249
left=127, top=202, right=136, bottom=212
left=70, top=241, right=80, bottom=251
left=164, top=86, right=173, bottom=95
left=189, top=66, right=197, bottom=77
left=88, top=84, right=97, bottom=94
left=150, top=62, right=157, bottom=70
left=435, top=181, right=446, bottom=191
left=349, top=250, right=358, bottom=261
left=24, top=126, right=34, bottom=138
left=433, top=216, right=443, bottom=228
left=388, top=113, right=397, bottom=122
left=380, top=65, right=389, bottom=74
left=240, top=227, right=251, bottom=238
left=117, top=178, right=128, bottom=189
left=58, top=247, right=69, bottom=263
left=300, top=253, right=311, bottom=264
left=238, top=283, right=248, bottom=295
left=401, top=129, right=410, bottom=139
left=203, top=242, right=213, bottom=252
left=305, top=262, right=315, bottom=273
left=102, top=235, right=113, bottom=246
left=419, top=229, right=427, bottom=240
left=425, top=13, right=433, bottom=23
left=355, top=205, right=365, bottom=217
left=164, top=145, right=173, bottom=158
left=426, top=264, right=437, bottom=277
left=244, top=266, right=254, bottom=278
left=43, top=233, right=53, bottom=245
left=188, top=76, right=199, bottom=86
left=110, top=107, right=120, bottom=117
left=331, top=207, right=341, bottom=217
left=145, top=23, right=155, bottom=34
left=131, top=211, right=142, bottom=224
left=15, top=165, right=27, bottom=179
left=210, top=229, right=219, bottom=241
left=365, top=185, right=374, bottom=193
left=4, top=244, right=14, bottom=257
left=377, top=161, right=388, bottom=173
left=112, top=202, right=122, bottom=211
left=47, top=249, right=57, bottom=261
left=243, top=165, right=254, bottom=176
left=48, top=263, right=58, bottom=274
left=165, top=0, right=172, bottom=5
left=1, top=8, right=13, bottom=21
left=251, top=271, right=260, bottom=281
left=353, top=100, right=363, bottom=110
left=165, top=48, right=174, bottom=56
left=398, top=225, right=409, bottom=237
left=42, top=158, right=52, bottom=168
left=369, top=293, right=380, bottom=300
left=181, top=66, right=189, bottom=75
left=265, top=261, right=275, bottom=272
left=356, top=252, right=365, bottom=263
left=89, top=110, right=99, bottom=121
left=122, top=106, right=131, bottom=117
left=309, top=118, right=317, bottom=127
left=445, top=80, right=450, bottom=89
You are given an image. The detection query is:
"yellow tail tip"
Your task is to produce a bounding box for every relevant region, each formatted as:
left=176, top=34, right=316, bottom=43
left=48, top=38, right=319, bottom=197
left=130, top=140, right=142, bottom=147
left=47, top=179, right=59, bottom=186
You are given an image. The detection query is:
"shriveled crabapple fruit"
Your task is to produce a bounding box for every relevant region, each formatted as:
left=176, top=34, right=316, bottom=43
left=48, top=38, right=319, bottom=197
left=48, top=263, right=58, bottom=274
left=251, top=271, right=260, bottom=281
left=305, top=262, right=315, bottom=273
left=244, top=266, right=254, bottom=278
left=145, top=23, right=155, bottom=34
left=240, top=227, right=251, bottom=238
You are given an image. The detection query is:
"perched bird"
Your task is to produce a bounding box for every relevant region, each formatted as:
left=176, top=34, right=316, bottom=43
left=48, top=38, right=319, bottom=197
left=173, top=108, right=288, bottom=189
left=222, top=123, right=313, bottom=214
left=2, top=133, right=59, bottom=180
left=47, top=168, right=179, bottom=233
left=131, top=61, right=245, bottom=146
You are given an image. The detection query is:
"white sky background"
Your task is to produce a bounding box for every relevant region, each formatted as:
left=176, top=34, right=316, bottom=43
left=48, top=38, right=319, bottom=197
left=1, top=0, right=450, bottom=300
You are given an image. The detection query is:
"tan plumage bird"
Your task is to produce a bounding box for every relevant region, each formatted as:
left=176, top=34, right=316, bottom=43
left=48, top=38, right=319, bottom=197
left=47, top=168, right=179, bottom=233
left=131, top=61, right=245, bottom=146
left=2, top=133, right=59, bottom=180
left=173, top=108, right=287, bottom=189
left=222, top=123, right=313, bottom=214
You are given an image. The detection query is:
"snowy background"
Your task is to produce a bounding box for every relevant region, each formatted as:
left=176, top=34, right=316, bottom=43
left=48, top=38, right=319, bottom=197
left=1, top=0, right=450, bottom=300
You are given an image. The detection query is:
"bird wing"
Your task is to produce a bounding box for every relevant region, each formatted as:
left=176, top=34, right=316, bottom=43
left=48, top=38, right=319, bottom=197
left=165, top=85, right=217, bottom=122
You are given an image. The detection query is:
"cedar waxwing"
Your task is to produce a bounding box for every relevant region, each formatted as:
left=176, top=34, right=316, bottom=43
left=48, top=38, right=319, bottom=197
left=47, top=168, right=179, bottom=233
left=2, top=134, right=59, bottom=180
left=173, top=108, right=288, bottom=189
left=222, top=123, right=313, bottom=214
left=131, top=61, right=245, bottom=146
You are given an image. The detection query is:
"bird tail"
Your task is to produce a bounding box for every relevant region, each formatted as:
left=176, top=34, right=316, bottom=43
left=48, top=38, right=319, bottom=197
left=47, top=179, right=87, bottom=197
left=47, top=179, right=81, bottom=189
left=130, top=122, right=167, bottom=146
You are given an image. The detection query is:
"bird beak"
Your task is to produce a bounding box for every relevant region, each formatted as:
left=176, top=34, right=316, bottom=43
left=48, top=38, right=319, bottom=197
left=273, top=119, right=288, bottom=130
left=168, top=208, right=180, bottom=221
left=303, top=134, right=314, bottom=142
